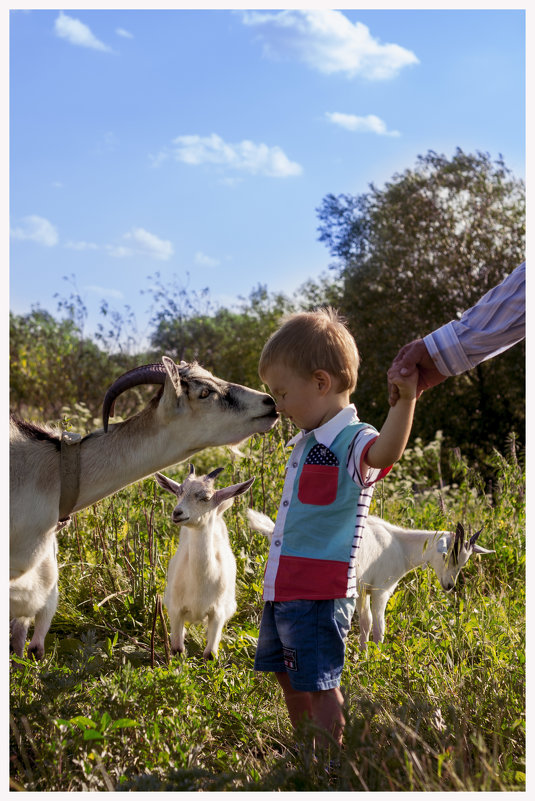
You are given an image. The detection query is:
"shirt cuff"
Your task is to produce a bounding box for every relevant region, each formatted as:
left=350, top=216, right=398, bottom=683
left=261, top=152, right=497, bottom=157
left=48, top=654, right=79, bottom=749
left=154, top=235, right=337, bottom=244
left=424, top=324, right=474, bottom=376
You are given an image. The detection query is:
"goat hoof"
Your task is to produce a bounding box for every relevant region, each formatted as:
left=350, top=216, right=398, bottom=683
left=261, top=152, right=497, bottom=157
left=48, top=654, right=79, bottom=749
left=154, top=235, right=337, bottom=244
left=27, top=645, right=44, bottom=661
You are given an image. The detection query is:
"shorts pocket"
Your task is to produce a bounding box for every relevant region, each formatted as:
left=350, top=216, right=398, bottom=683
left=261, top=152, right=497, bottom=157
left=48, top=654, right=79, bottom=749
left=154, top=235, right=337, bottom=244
left=298, top=464, right=338, bottom=505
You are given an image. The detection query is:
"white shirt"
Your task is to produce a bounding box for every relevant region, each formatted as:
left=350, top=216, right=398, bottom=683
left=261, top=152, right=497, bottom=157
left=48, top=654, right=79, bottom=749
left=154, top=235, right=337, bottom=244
left=424, top=262, right=525, bottom=376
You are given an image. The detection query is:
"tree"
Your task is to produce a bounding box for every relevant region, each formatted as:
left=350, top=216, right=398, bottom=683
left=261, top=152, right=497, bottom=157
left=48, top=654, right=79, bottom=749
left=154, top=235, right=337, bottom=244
left=9, top=308, right=139, bottom=423
left=149, top=281, right=293, bottom=390
left=317, top=149, right=525, bottom=464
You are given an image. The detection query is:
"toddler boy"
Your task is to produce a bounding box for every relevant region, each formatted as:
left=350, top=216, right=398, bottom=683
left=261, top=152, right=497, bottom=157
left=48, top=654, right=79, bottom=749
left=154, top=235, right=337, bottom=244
left=254, top=307, right=417, bottom=749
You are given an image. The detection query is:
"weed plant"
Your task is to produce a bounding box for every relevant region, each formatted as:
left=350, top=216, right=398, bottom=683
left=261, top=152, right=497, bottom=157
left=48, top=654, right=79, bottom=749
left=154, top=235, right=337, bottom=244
left=10, top=423, right=525, bottom=791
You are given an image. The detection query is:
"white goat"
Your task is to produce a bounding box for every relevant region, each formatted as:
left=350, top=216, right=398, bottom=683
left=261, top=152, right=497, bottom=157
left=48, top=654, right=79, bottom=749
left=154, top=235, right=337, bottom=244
left=10, top=356, right=277, bottom=659
left=247, top=510, right=493, bottom=649
left=156, top=465, right=254, bottom=659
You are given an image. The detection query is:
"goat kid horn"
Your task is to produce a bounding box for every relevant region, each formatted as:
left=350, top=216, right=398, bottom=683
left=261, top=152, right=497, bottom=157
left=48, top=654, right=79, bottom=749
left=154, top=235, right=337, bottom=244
left=455, top=522, right=465, bottom=547
left=206, top=467, right=225, bottom=481
left=102, top=362, right=169, bottom=432
left=469, top=527, right=484, bottom=547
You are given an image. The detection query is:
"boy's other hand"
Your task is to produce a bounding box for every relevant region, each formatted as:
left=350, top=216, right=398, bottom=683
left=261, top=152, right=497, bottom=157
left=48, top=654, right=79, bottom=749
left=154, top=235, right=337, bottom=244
left=388, top=339, right=447, bottom=406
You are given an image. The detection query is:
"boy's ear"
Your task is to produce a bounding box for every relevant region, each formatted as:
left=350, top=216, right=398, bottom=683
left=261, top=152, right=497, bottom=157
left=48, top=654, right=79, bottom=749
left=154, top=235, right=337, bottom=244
left=312, top=369, right=332, bottom=395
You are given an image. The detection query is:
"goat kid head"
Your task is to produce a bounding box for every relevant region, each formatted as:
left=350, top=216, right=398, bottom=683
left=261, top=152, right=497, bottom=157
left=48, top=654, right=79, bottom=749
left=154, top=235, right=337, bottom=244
left=155, top=464, right=255, bottom=527
left=431, top=523, right=494, bottom=591
left=102, top=356, right=278, bottom=444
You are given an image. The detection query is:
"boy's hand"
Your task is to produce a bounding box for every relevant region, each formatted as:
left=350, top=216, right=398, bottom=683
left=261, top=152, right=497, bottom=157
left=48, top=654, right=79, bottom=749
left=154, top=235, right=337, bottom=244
left=387, top=361, right=418, bottom=402
left=388, top=339, right=448, bottom=406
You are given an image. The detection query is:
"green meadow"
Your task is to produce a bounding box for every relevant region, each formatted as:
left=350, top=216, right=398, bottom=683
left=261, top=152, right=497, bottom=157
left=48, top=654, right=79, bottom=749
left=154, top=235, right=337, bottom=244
left=10, top=423, right=525, bottom=791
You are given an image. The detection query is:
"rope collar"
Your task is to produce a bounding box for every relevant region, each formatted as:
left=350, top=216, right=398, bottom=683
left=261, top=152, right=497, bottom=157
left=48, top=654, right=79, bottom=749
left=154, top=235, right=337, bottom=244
left=58, top=431, right=82, bottom=523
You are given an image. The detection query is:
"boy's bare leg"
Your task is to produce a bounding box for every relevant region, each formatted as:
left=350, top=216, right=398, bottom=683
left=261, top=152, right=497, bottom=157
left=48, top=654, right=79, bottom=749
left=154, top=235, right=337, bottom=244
left=276, top=672, right=345, bottom=748
left=275, top=671, right=313, bottom=728
left=311, top=687, right=345, bottom=747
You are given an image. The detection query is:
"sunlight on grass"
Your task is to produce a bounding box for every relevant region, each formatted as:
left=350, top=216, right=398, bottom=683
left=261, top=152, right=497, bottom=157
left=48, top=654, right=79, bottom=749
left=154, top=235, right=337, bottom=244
left=10, top=429, right=525, bottom=791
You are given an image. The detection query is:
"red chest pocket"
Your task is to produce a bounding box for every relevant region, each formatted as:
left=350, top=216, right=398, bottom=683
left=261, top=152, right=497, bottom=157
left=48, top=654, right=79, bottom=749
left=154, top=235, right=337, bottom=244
left=297, top=444, right=339, bottom=506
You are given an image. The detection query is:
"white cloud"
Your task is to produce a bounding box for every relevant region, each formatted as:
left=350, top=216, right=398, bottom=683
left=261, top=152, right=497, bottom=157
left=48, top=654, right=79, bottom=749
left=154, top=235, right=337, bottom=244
left=241, top=9, right=418, bottom=80
left=326, top=111, right=400, bottom=137
left=116, top=28, right=134, bottom=39
left=195, top=251, right=220, bottom=268
left=107, top=244, right=133, bottom=259
left=11, top=215, right=59, bottom=247
left=108, top=228, right=174, bottom=261
left=157, top=133, right=302, bottom=178
left=54, top=11, right=112, bottom=52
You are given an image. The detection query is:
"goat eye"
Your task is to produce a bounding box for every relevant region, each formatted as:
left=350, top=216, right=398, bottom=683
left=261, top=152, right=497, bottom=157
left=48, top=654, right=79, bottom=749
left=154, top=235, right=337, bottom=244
left=199, top=388, right=212, bottom=399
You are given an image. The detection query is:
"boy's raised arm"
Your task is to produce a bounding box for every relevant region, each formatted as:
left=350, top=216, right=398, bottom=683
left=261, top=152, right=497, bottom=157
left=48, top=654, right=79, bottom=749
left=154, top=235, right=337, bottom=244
left=364, top=367, right=417, bottom=470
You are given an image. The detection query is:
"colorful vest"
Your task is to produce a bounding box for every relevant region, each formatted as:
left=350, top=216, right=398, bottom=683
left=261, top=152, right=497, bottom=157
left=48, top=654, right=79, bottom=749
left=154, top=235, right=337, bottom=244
left=263, top=420, right=377, bottom=601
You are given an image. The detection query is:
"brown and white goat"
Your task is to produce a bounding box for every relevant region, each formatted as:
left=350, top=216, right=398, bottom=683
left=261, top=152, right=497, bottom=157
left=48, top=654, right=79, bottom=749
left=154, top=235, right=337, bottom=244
left=10, top=357, right=277, bottom=659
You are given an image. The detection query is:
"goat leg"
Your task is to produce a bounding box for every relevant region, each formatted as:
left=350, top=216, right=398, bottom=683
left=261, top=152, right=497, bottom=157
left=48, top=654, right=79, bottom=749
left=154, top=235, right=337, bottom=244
left=370, top=589, right=390, bottom=645
left=204, top=611, right=226, bottom=659
left=10, top=618, right=30, bottom=659
left=357, top=593, right=373, bottom=650
left=169, top=612, right=186, bottom=656
left=27, top=582, right=58, bottom=660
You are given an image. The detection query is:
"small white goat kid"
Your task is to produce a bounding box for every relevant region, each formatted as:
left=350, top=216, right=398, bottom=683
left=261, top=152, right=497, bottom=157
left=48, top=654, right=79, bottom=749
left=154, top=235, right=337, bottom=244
left=247, top=510, right=493, bottom=649
left=156, top=465, right=254, bottom=659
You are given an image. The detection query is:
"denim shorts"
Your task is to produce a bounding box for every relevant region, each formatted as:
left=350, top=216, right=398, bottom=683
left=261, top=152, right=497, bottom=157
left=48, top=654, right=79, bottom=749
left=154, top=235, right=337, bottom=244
left=254, top=598, right=356, bottom=692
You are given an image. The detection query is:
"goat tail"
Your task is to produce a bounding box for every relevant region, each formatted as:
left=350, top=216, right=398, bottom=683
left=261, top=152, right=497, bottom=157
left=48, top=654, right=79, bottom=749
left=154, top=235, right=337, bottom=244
left=247, top=509, right=275, bottom=541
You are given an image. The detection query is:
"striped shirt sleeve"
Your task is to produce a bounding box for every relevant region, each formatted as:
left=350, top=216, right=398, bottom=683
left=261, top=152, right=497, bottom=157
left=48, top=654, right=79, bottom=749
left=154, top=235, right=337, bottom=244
left=346, top=427, right=391, bottom=488
left=423, top=262, right=525, bottom=376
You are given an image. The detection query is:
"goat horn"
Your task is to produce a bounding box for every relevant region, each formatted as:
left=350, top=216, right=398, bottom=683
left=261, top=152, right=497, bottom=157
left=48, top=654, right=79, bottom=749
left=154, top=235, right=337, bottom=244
left=189, top=464, right=195, bottom=476
left=206, top=467, right=224, bottom=481
left=102, top=363, right=169, bottom=432
left=455, top=522, right=465, bottom=543
left=469, top=526, right=484, bottom=547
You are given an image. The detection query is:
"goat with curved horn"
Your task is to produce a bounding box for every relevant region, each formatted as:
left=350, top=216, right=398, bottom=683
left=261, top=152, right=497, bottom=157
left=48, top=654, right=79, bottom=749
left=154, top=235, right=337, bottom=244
left=10, top=355, right=278, bottom=659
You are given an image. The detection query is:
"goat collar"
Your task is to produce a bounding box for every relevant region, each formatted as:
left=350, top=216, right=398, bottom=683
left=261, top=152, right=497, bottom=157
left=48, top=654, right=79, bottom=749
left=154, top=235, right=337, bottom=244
left=58, top=431, right=82, bottom=522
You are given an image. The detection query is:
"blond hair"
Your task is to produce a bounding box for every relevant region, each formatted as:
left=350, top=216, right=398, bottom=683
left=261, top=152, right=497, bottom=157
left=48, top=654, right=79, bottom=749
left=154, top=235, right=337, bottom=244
left=259, top=307, right=360, bottom=393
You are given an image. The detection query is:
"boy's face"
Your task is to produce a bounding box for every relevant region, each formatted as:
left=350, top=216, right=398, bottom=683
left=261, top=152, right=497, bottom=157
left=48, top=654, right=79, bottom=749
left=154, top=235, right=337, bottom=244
left=263, top=363, right=337, bottom=431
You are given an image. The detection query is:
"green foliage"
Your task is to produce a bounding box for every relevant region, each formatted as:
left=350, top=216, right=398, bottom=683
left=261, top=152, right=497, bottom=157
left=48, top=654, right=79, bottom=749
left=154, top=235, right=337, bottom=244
left=9, top=306, right=142, bottom=424
left=10, top=429, right=524, bottom=791
left=148, top=278, right=294, bottom=390
left=316, top=148, right=525, bottom=467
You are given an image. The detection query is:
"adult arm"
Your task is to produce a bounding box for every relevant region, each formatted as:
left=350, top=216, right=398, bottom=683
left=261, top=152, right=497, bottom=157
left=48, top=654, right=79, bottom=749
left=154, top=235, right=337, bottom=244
left=388, top=262, right=525, bottom=405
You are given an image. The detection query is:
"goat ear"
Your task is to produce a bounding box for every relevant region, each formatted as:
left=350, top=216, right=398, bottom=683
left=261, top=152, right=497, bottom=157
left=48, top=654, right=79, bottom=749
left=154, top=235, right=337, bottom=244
left=162, top=356, right=184, bottom=397
left=154, top=472, right=181, bottom=495
left=472, top=544, right=495, bottom=555
left=213, top=477, right=255, bottom=510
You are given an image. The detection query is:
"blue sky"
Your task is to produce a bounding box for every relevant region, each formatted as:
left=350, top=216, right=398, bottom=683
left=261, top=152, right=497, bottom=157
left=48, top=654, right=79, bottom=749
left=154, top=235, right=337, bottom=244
left=9, top=6, right=526, bottom=347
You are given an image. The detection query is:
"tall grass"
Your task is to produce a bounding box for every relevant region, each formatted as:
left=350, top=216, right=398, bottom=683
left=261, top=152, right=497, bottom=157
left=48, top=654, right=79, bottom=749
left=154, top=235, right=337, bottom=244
left=10, top=423, right=525, bottom=791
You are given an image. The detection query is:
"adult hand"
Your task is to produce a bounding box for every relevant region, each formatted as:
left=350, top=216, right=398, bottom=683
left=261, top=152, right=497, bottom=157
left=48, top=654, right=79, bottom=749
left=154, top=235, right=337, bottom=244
left=387, top=339, right=448, bottom=406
